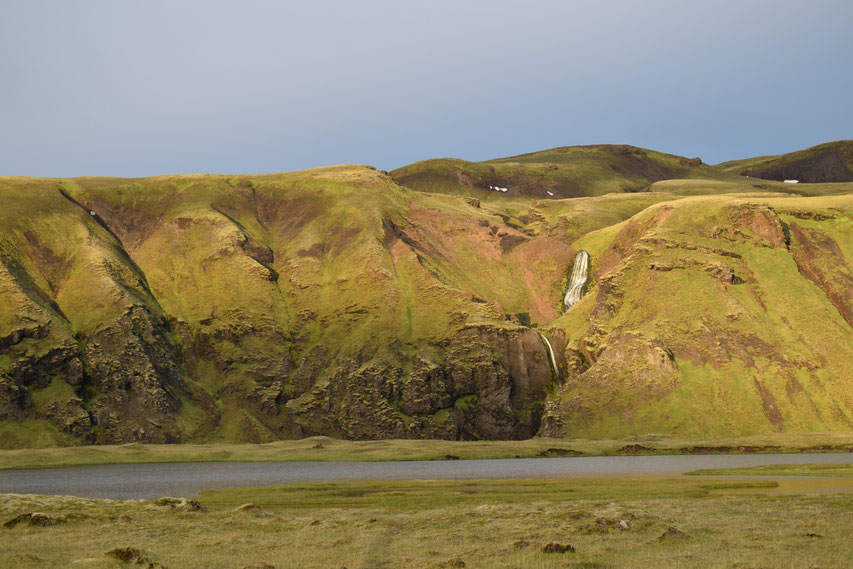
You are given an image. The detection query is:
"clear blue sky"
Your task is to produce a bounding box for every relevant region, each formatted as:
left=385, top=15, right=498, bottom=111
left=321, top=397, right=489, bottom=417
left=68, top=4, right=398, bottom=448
left=2, top=0, right=851, bottom=177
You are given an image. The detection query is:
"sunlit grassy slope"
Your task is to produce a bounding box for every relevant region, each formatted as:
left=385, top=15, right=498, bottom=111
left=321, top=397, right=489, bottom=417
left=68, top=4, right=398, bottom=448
left=390, top=144, right=739, bottom=200
left=1, top=166, right=574, bottom=446
left=1, top=150, right=852, bottom=447
left=545, top=191, right=853, bottom=438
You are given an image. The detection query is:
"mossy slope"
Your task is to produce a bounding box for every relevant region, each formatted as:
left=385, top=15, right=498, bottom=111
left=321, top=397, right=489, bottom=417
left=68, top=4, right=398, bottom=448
left=390, top=144, right=734, bottom=200
left=1, top=153, right=852, bottom=447
left=1, top=167, right=569, bottom=446
left=718, top=140, right=853, bottom=183
left=544, top=193, right=853, bottom=438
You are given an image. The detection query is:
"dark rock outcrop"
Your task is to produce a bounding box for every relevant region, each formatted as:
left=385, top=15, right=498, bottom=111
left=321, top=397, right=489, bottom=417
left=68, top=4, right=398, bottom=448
left=285, top=325, right=554, bottom=440
left=85, top=305, right=188, bottom=444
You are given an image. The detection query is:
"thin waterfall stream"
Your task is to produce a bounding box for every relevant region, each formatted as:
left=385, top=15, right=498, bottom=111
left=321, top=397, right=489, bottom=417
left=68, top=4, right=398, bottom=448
left=538, top=332, right=562, bottom=386
left=563, top=250, right=590, bottom=310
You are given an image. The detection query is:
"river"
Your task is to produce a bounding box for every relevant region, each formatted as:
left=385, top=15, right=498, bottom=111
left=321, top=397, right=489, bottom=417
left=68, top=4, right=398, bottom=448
left=1, top=452, right=851, bottom=499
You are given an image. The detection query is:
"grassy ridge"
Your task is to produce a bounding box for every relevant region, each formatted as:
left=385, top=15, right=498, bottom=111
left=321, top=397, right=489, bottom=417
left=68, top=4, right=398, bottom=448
left=688, top=463, right=853, bottom=477
left=390, top=144, right=736, bottom=200
left=717, top=140, right=853, bottom=172
left=717, top=140, right=853, bottom=182
left=2, top=432, right=853, bottom=470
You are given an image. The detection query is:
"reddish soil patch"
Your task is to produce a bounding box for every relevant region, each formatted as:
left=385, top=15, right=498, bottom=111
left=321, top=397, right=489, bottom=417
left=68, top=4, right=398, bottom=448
left=731, top=205, right=787, bottom=248
left=296, top=242, right=327, bottom=259
left=788, top=222, right=853, bottom=326
left=596, top=207, right=672, bottom=276
left=753, top=378, right=785, bottom=431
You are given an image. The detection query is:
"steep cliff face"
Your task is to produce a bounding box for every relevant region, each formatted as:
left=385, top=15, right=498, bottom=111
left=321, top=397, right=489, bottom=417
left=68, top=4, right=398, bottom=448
left=283, top=325, right=554, bottom=440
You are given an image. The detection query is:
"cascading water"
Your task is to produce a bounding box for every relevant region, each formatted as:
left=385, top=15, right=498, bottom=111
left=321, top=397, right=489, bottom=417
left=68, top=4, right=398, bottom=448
left=537, top=332, right=562, bottom=387
left=563, top=250, right=590, bottom=310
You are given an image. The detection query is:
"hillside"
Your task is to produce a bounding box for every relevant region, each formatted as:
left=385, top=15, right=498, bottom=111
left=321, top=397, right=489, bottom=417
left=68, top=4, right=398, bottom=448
left=0, top=167, right=574, bottom=446
left=389, top=144, right=733, bottom=200
left=544, top=193, right=853, bottom=437
left=718, top=140, right=853, bottom=183
left=1, top=150, right=852, bottom=448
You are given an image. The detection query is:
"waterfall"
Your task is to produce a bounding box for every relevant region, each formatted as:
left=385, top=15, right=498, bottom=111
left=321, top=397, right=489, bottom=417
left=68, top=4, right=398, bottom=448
left=563, top=250, right=590, bottom=310
left=538, top=332, right=562, bottom=387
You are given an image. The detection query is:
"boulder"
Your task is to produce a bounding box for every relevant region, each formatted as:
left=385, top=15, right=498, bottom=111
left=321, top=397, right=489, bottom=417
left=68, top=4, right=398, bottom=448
left=542, top=543, right=575, bottom=553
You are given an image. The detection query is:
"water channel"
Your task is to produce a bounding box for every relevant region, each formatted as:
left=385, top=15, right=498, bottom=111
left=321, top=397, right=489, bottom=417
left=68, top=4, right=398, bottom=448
left=1, top=453, right=851, bottom=499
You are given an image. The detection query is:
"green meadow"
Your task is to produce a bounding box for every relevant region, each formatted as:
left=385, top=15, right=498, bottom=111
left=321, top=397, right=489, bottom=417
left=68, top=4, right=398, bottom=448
left=2, top=432, right=853, bottom=470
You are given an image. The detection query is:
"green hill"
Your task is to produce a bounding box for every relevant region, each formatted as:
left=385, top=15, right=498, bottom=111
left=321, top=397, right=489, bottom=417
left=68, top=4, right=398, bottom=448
left=390, top=144, right=734, bottom=200
left=544, top=192, right=853, bottom=437
left=1, top=147, right=852, bottom=447
left=0, top=167, right=572, bottom=446
left=718, top=140, right=853, bottom=183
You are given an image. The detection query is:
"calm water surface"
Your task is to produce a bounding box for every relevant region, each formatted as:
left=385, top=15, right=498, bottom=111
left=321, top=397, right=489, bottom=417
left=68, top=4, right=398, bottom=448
left=1, top=453, right=851, bottom=500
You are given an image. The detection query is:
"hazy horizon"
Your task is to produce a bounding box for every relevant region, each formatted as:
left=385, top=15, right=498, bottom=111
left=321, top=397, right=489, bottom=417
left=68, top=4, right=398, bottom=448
left=2, top=0, right=851, bottom=177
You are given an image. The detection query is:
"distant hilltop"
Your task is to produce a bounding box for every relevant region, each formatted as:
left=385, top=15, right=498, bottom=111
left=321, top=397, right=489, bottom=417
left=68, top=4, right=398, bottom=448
left=389, top=141, right=853, bottom=200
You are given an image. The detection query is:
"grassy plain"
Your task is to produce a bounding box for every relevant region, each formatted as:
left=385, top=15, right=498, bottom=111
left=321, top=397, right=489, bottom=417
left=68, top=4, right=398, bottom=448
left=2, top=432, right=853, bottom=470
left=2, top=473, right=853, bottom=569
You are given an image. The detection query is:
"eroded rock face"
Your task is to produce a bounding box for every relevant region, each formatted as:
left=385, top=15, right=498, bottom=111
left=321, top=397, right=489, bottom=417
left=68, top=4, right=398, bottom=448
left=285, top=325, right=554, bottom=440
left=728, top=203, right=788, bottom=249
left=37, top=398, right=92, bottom=441
left=85, top=305, right=187, bottom=444
left=0, top=374, right=30, bottom=421
left=0, top=315, right=92, bottom=439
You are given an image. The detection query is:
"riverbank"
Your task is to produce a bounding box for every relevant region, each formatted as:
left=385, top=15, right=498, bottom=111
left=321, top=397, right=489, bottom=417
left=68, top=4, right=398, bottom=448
left=2, top=474, right=852, bottom=569
left=2, top=432, right=853, bottom=470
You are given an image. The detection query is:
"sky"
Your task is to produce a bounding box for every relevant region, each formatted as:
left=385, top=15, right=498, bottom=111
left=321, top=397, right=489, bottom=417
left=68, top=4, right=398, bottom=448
left=2, top=0, right=852, bottom=177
